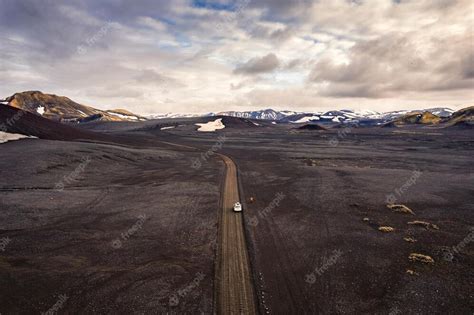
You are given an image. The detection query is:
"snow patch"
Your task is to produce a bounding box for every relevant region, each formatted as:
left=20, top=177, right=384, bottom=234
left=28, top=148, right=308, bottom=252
left=160, top=126, right=175, bottom=130
left=37, top=106, right=45, bottom=115
left=292, top=116, right=320, bottom=123
left=428, top=108, right=454, bottom=118
left=0, top=131, right=37, bottom=144
left=280, top=111, right=299, bottom=116
left=77, top=110, right=88, bottom=117
left=108, top=112, right=139, bottom=120
left=195, top=118, right=226, bottom=132
left=272, top=122, right=277, bottom=125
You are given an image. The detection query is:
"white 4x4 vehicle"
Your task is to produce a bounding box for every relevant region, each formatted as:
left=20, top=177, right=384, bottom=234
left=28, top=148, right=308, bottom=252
left=233, top=202, right=242, bottom=212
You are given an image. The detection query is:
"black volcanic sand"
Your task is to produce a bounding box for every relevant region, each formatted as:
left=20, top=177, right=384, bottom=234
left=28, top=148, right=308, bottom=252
left=1, top=117, right=473, bottom=314
left=157, top=123, right=474, bottom=314
left=0, top=138, right=222, bottom=314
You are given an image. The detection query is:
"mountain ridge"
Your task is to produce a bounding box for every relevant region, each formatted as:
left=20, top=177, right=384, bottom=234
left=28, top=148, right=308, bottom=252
left=2, top=91, right=146, bottom=123
left=2, top=91, right=470, bottom=127
left=148, top=107, right=459, bottom=122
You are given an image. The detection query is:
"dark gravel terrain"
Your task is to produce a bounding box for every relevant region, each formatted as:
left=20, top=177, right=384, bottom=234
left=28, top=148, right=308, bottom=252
left=1, top=115, right=472, bottom=314
left=214, top=127, right=473, bottom=314
left=159, top=123, right=473, bottom=314
left=0, top=135, right=222, bottom=314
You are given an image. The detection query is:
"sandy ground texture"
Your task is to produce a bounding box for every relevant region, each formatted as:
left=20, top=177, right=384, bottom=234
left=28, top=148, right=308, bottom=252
left=0, top=138, right=222, bottom=314
left=0, top=115, right=473, bottom=314
left=156, top=122, right=473, bottom=314
left=218, top=128, right=473, bottom=314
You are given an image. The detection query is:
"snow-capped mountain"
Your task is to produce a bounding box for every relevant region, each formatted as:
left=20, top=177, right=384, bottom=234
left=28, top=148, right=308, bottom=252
left=217, top=109, right=299, bottom=121
left=148, top=112, right=215, bottom=119
left=378, top=110, right=412, bottom=121
left=220, top=108, right=389, bottom=123
left=281, top=110, right=379, bottom=124
left=147, top=107, right=456, bottom=124
left=375, top=108, right=454, bottom=121
left=282, top=108, right=456, bottom=124
left=424, top=107, right=455, bottom=118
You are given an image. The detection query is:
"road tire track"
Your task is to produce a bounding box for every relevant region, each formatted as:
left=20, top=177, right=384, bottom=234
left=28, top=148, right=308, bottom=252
left=216, top=154, right=257, bottom=315
left=157, top=140, right=257, bottom=314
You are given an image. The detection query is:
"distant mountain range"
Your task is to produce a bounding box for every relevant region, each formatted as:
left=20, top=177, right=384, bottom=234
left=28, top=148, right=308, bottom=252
left=152, top=107, right=471, bottom=128
left=148, top=109, right=298, bottom=120
left=216, top=109, right=298, bottom=120
left=215, top=108, right=456, bottom=123
left=147, top=113, right=212, bottom=120
left=1, top=91, right=471, bottom=128
left=148, top=108, right=457, bottom=123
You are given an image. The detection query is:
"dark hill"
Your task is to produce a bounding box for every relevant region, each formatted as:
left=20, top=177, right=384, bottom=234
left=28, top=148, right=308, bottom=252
left=297, top=124, right=327, bottom=131
left=0, top=104, right=111, bottom=142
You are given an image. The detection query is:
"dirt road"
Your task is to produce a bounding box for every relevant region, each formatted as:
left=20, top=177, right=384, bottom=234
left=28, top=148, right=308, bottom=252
left=158, top=140, right=257, bottom=313
left=216, top=154, right=257, bottom=315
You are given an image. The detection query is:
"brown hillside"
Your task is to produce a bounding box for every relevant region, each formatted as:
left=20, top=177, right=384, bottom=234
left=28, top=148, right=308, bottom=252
left=3, top=91, right=145, bottom=123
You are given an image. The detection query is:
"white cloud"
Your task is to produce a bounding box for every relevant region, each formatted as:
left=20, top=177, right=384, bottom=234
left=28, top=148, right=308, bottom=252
left=0, top=0, right=472, bottom=114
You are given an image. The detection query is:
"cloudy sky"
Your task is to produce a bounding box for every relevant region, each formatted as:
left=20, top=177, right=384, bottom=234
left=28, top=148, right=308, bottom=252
left=0, top=0, right=472, bottom=114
